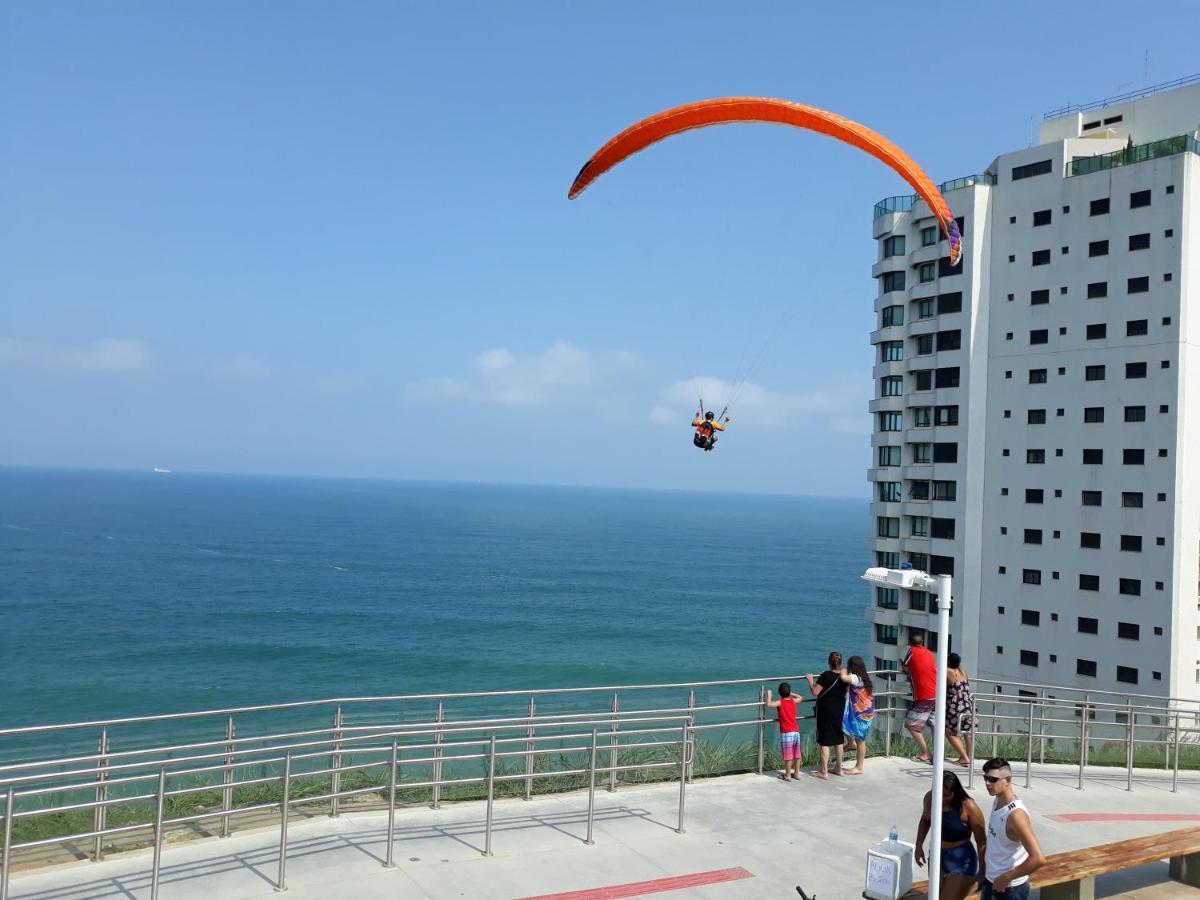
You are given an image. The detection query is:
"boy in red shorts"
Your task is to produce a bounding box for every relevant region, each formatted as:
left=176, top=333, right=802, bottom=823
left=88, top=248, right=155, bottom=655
left=765, top=683, right=803, bottom=780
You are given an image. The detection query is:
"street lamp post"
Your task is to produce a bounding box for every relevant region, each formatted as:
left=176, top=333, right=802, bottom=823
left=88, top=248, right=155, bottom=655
left=862, top=566, right=953, bottom=900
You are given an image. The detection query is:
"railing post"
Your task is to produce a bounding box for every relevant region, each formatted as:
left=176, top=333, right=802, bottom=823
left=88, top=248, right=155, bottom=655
left=675, top=722, right=688, bottom=835
left=276, top=752, right=291, bottom=892
left=483, top=734, right=496, bottom=857
left=330, top=705, right=344, bottom=817
left=524, top=695, right=536, bottom=801
left=1082, top=693, right=1091, bottom=768
left=607, top=693, right=619, bottom=793
left=883, top=679, right=892, bottom=759
left=431, top=701, right=444, bottom=809
left=1038, top=689, right=1046, bottom=766
left=151, top=768, right=166, bottom=900
left=686, top=690, right=696, bottom=782
left=756, top=686, right=766, bottom=775
left=584, top=728, right=597, bottom=846
left=990, top=696, right=999, bottom=758
left=222, top=716, right=235, bottom=838
left=1125, top=699, right=1135, bottom=792
left=964, top=713, right=974, bottom=791
left=1024, top=702, right=1034, bottom=789
left=93, top=728, right=109, bottom=860
left=1077, top=700, right=1088, bottom=791
left=1172, top=713, right=1181, bottom=793
left=384, top=739, right=398, bottom=868
left=1, top=786, right=14, bottom=900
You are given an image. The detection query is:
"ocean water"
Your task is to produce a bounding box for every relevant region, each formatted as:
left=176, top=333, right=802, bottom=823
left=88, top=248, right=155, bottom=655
left=0, top=468, right=869, bottom=729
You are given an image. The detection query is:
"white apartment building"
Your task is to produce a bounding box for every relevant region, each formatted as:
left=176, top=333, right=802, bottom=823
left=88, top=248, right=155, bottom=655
left=866, top=77, right=1200, bottom=702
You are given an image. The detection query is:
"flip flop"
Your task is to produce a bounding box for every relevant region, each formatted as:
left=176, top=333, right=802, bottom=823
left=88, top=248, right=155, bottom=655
left=911, top=755, right=932, bottom=763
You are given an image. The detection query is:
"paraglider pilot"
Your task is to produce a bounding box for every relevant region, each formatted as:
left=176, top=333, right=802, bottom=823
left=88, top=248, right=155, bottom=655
left=692, top=408, right=729, bottom=451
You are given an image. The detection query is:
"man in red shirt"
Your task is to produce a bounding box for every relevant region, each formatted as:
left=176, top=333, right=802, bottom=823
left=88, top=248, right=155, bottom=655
left=901, top=632, right=938, bottom=763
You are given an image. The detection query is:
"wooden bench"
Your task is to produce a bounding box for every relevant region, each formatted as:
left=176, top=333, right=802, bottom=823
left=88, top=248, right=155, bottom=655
left=898, top=825, right=1200, bottom=900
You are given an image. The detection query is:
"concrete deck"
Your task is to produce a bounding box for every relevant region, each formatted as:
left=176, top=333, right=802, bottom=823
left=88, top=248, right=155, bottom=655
left=8, top=759, right=1200, bottom=900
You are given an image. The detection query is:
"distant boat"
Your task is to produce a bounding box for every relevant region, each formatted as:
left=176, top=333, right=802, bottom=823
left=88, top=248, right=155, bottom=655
left=153, top=468, right=172, bottom=474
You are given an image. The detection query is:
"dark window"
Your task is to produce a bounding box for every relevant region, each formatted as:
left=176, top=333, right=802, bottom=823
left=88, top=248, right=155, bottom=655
left=1082, top=449, right=1103, bottom=464
left=1030, top=329, right=1048, bottom=345
left=1128, top=276, right=1149, bottom=294
left=882, top=271, right=906, bottom=292
left=1116, top=666, right=1138, bottom=685
left=1079, top=574, right=1100, bottom=591
left=935, top=367, right=961, bottom=388
left=1025, top=488, right=1044, bottom=504
left=1032, top=209, right=1052, bottom=226
left=1027, top=409, right=1046, bottom=424
left=937, top=292, right=963, bottom=314
left=883, top=235, right=906, bottom=257
left=1078, top=617, right=1099, bottom=635
left=933, top=480, right=956, bottom=501
left=881, top=305, right=904, bottom=327
left=1122, top=492, right=1143, bottom=508
left=1130, top=190, right=1151, bottom=209
left=915, top=334, right=934, bottom=355
left=1085, top=365, right=1106, bottom=381
left=1129, top=233, right=1150, bottom=251
left=1021, top=609, right=1040, bottom=626
left=930, top=555, right=954, bottom=577
left=1086, top=323, right=1106, bottom=340
left=1013, top=159, right=1053, bottom=181
left=881, top=375, right=904, bottom=396
left=1029, top=369, right=1048, bottom=384
left=936, top=330, right=962, bottom=351
left=1023, top=568, right=1041, bottom=585
left=1020, top=650, right=1039, bottom=667
left=1120, top=535, right=1142, bottom=552
left=1087, top=281, right=1108, bottom=299
left=1031, top=249, right=1051, bottom=266
left=1123, top=448, right=1144, bottom=465
left=935, top=405, right=958, bottom=426
left=931, top=518, right=955, bottom=540
left=1084, top=407, right=1104, bottom=423
left=1080, top=532, right=1101, bottom=549
left=1126, top=319, right=1148, bottom=336
left=1125, top=405, right=1147, bottom=421
left=1089, top=240, right=1109, bottom=257
left=1030, top=289, right=1050, bottom=305
left=1082, top=490, right=1102, bottom=507
left=1126, top=362, right=1147, bottom=379
left=1090, top=198, right=1110, bottom=216
left=914, top=370, right=932, bottom=390
left=933, top=442, right=958, bottom=463
left=1077, top=659, right=1098, bottom=677
left=1119, top=578, right=1141, bottom=596
left=938, top=256, right=963, bottom=278
left=1026, top=449, right=1045, bottom=464
left=1024, top=528, right=1042, bottom=544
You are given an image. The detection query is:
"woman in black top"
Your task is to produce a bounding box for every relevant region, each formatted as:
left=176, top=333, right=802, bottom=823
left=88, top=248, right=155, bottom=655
left=806, top=651, right=847, bottom=779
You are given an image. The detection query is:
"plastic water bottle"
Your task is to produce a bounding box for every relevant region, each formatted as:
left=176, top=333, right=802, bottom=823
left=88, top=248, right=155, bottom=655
left=889, top=825, right=898, bottom=843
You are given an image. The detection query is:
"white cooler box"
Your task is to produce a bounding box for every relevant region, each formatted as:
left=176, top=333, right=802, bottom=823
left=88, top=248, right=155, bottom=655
left=863, top=839, right=915, bottom=900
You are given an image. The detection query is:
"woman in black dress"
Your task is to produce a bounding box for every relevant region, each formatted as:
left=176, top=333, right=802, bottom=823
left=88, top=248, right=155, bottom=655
left=806, top=651, right=848, bottom=779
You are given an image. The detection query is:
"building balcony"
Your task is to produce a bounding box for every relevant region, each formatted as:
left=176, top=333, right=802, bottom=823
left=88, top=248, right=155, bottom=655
left=868, top=397, right=904, bottom=414
left=1067, top=133, right=1199, bottom=177
left=873, top=361, right=907, bottom=379
left=869, top=606, right=901, bottom=627
left=872, top=258, right=907, bottom=279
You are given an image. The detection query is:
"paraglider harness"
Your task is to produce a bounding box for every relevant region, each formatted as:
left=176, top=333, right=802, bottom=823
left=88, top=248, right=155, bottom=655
left=693, top=400, right=727, bottom=451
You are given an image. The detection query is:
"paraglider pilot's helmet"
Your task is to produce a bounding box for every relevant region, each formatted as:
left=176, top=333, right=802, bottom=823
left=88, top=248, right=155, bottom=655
left=705, top=411, right=715, bottom=421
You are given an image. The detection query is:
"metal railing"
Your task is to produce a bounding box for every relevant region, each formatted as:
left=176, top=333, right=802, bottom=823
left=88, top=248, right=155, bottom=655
left=873, top=173, right=994, bottom=219
left=1067, top=132, right=1200, bottom=177
left=1, top=673, right=1198, bottom=898
left=1043, top=73, right=1200, bottom=120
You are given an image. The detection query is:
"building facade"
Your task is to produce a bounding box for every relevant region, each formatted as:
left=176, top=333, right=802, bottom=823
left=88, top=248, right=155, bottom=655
left=866, top=78, right=1200, bottom=702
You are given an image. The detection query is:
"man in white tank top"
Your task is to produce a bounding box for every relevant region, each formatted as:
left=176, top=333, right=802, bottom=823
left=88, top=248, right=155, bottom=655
left=979, top=757, right=1045, bottom=899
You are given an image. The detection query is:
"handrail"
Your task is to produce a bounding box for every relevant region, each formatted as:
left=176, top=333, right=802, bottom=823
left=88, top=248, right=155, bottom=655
left=1043, top=73, right=1200, bottom=120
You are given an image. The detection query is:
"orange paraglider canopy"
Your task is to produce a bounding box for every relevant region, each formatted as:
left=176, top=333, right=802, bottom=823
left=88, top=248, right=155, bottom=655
left=568, top=97, right=962, bottom=264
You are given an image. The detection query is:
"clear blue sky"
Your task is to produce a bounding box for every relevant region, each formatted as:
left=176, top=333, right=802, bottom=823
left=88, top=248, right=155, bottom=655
left=2, top=2, right=1195, bottom=496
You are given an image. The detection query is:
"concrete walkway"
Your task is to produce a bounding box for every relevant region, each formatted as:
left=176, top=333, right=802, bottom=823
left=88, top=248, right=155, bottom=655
left=8, top=759, right=1200, bottom=900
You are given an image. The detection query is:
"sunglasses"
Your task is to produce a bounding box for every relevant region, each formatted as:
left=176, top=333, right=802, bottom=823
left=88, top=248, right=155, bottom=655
left=982, top=774, right=1011, bottom=785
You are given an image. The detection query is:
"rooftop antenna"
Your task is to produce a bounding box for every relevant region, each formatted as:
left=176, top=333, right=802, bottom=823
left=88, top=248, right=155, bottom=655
left=1144, top=50, right=1150, bottom=88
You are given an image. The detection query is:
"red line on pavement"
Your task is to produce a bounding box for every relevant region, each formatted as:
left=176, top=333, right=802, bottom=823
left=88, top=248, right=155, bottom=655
left=517, top=866, right=755, bottom=899
left=1048, top=813, right=1200, bottom=823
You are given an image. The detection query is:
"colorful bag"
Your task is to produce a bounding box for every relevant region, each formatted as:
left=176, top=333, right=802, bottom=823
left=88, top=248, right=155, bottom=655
left=843, top=682, right=876, bottom=741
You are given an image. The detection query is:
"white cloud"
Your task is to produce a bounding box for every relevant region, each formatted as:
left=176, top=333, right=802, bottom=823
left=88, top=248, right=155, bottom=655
left=650, top=375, right=868, bottom=429
left=409, top=340, right=639, bottom=407
left=0, top=337, right=151, bottom=373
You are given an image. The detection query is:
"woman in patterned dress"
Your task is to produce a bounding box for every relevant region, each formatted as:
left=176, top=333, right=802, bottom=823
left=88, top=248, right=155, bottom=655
left=945, top=652, right=975, bottom=766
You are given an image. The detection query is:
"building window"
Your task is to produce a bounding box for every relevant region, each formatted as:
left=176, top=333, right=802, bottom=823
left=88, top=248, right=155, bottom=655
left=877, top=551, right=900, bottom=568
left=880, top=375, right=903, bottom=397
left=1120, top=534, right=1141, bottom=553
left=936, top=330, right=962, bottom=352
left=1130, top=189, right=1151, bottom=209
left=882, top=271, right=906, bottom=293
left=918, top=261, right=936, bottom=283
left=1121, top=492, right=1143, bottom=509
left=883, top=235, right=906, bottom=257
left=912, top=407, right=932, bottom=428
left=1128, top=276, right=1149, bottom=294
left=878, top=446, right=901, bottom=467
left=916, top=334, right=934, bottom=355
left=880, top=340, right=904, bottom=361
left=909, top=552, right=929, bottom=570
left=938, top=255, right=963, bottom=278
left=1079, top=574, right=1100, bottom=591
left=935, top=405, right=959, bottom=427
left=1083, top=407, right=1104, bottom=423
left=1078, top=617, right=1098, bottom=635
left=1026, top=449, right=1045, bottom=464
left=1082, top=491, right=1102, bottom=507
left=1125, top=406, right=1146, bottom=422
left=931, top=518, right=955, bottom=540
left=1122, top=448, right=1144, bottom=465
left=912, top=443, right=932, bottom=464
left=1031, top=249, right=1051, bottom=266
left=878, top=412, right=903, bottom=432
left=1032, top=209, right=1051, bottom=226
left=1126, top=319, right=1148, bottom=337
left=1082, top=448, right=1103, bottom=464
left=1029, top=369, right=1047, bottom=384
left=916, top=297, right=935, bottom=319
left=1029, top=329, right=1048, bottom=345
left=1023, top=568, right=1042, bottom=585
left=1026, top=488, right=1044, bottom=504
left=933, top=480, right=956, bottom=501
left=1077, top=659, right=1098, bottom=677
left=1116, top=666, right=1139, bottom=685
left=876, top=587, right=899, bottom=609
left=1013, top=159, right=1053, bottom=181
left=1021, top=610, right=1041, bottom=626
left=1090, top=198, right=1110, bottom=216
left=937, top=292, right=963, bottom=314
left=1020, top=650, right=1039, bottom=667
left=874, top=657, right=897, bottom=672
left=909, top=591, right=928, bottom=612
left=879, top=481, right=902, bottom=503
left=914, top=370, right=932, bottom=391
left=1087, top=281, right=1108, bottom=299
left=1024, top=528, right=1043, bottom=545
left=874, top=624, right=898, bottom=645
left=1125, top=362, right=1147, bottom=379
left=909, top=480, right=930, bottom=500
left=1129, top=233, right=1150, bottom=251
left=881, top=305, right=904, bottom=326
left=877, top=517, right=899, bottom=538
left=1080, top=532, right=1101, bottom=549
left=931, top=555, right=954, bottom=577
left=910, top=516, right=930, bottom=537
left=1027, top=409, right=1046, bottom=425
left=920, top=226, right=938, bottom=247
left=1030, top=289, right=1050, bottom=306
left=1119, top=578, right=1141, bottom=596
left=1086, top=323, right=1106, bottom=340
left=935, top=367, right=961, bottom=389
left=1085, top=365, right=1106, bottom=381
left=1088, top=240, right=1109, bottom=257
left=933, top=442, right=958, bottom=463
